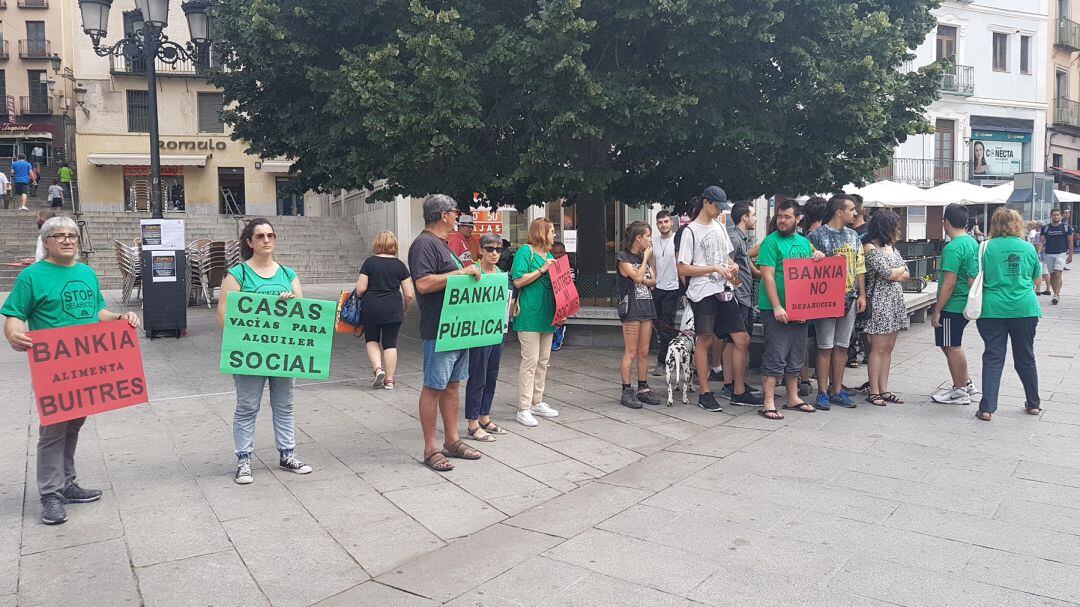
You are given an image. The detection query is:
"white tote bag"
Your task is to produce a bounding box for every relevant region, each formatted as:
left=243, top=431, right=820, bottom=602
left=964, top=240, right=990, bottom=321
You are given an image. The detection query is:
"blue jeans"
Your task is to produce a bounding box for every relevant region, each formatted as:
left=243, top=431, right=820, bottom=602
left=422, top=339, right=470, bottom=390
left=233, top=375, right=296, bottom=459
left=976, top=317, right=1040, bottom=414
left=466, top=344, right=502, bottom=420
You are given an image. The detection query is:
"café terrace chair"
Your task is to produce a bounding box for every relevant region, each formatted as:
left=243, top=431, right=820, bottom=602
left=186, top=239, right=213, bottom=306
left=113, top=240, right=142, bottom=306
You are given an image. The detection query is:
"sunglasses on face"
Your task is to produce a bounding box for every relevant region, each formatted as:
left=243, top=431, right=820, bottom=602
left=482, top=246, right=503, bottom=253
left=252, top=233, right=277, bottom=241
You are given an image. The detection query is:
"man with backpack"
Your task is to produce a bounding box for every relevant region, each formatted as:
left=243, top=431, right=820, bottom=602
left=1037, top=209, right=1073, bottom=305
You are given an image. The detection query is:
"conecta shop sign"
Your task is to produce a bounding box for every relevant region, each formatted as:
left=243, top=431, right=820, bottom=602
left=158, top=139, right=227, bottom=151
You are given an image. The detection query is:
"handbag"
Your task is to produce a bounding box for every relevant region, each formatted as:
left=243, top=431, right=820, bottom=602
left=964, top=239, right=990, bottom=321
left=336, top=290, right=364, bottom=335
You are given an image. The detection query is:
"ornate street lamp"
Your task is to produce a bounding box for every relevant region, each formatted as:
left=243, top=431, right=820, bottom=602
left=77, top=0, right=216, bottom=219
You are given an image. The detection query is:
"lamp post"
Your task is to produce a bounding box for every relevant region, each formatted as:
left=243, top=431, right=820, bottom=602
left=77, top=0, right=215, bottom=219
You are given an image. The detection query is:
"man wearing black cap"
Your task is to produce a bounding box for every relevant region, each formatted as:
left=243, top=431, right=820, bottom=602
left=677, top=186, right=757, bottom=412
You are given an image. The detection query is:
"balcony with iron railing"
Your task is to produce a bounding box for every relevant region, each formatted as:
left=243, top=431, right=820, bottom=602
left=874, top=158, right=973, bottom=187
left=898, top=60, right=974, bottom=96
left=1055, top=97, right=1080, bottom=129
left=19, top=96, right=52, bottom=115
left=109, top=51, right=220, bottom=78
left=1057, top=18, right=1080, bottom=52
left=0, top=41, right=9, bottom=60
left=17, top=39, right=50, bottom=59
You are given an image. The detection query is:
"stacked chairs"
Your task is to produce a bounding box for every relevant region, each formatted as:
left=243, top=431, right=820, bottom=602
left=186, top=240, right=241, bottom=308
left=186, top=239, right=213, bottom=306
left=113, top=240, right=142, bottom=306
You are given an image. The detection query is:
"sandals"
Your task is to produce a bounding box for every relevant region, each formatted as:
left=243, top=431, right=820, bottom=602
left=847, top=359, right=860, bottom=368
left=480, top=421, right=507, bottom=435
left=443, top=439, right=482, bottom=460
left=757, top=408, right=784, bottom=421
left=976, top=411, right=992, bottom=422
left=423, top=451, right=453, bottom=472
left=1026, top=408, right=1042, bottom=415
left=466, top=426, right=497, bottom=442
left=383, top=379, right=395, bottom=390
left=783, top=402, right=815, bottom=413
left=372, top=368, right=386, bottom=387
left=866, top=394, right=887, bottom=407
left=880, top=392, right=904, bottom=404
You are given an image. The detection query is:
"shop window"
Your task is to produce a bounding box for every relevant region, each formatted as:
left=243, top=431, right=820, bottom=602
left=123, top=166, right=185, bottom=212
left=127, top=90, right=150, bottom=133
left=197, top=92, right=225, bottom=133
left=276, top=177, right=304, bottom=216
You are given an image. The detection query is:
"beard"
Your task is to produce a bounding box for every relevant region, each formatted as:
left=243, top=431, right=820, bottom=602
left=778, top=223, right=796, bottom=236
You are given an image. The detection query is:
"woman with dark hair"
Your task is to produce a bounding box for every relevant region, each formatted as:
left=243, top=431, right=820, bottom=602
left=861, top=210, right=910, bottom=406
left=973, top=141, right=988, bottom=175
left=464, top=233, right=512, bottom=441
left=975, top=208, right=1043, bottom=421
left=511, top=217, right=561, bottom=427
left=616, top=221, right=661, bottom=408
left=799, top=196, right=828, bottom=235
left=217, top=218, right=312, bottom=484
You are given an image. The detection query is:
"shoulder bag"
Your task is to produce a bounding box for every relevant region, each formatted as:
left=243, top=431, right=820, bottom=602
left=964, top=239, right=991, bottom=321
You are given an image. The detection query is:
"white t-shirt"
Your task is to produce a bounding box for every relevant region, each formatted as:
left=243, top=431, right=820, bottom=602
left=676, top=219, right=734, bottom=303
left=35, top=236, right=45, bottom=262
left=652, top=232, right=679, bottom=291
left=0, top=171, right=9, bottom=192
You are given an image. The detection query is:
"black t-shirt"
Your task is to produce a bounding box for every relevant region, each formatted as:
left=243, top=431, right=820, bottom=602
left=408, top=230, right=461, bottom=340
left=359, top=255, right=411, bottom=325
left=1042, top=222, right=1073, bottom=255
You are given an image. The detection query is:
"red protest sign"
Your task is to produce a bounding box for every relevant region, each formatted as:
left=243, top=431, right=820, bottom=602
left=784, top=256, right=847, bottom=321
left=26, top=320, right=149, bottom=426
left=550, top=255, right=580, bottom=326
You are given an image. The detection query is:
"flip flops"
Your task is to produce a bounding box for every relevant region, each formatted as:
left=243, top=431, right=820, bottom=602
left=757, top=408, right=784, bottom=421
left=782, top=402, right=815, bottom=413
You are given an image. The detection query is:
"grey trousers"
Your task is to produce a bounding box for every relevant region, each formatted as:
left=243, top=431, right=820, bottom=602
left=38, top=417, right=86, bottom=498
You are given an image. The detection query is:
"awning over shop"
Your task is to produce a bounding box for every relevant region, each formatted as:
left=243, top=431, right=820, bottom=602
left=259, top=159, right=294, bottom=173
left=86, top=153, right=208, bottom=167
left=987, top=182, right=1080, bottom=204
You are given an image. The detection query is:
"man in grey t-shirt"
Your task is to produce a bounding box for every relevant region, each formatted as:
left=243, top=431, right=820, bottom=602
left=719, top=202, right=761, bottom=402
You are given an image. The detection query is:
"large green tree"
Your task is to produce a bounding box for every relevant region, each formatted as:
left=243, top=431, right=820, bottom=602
left=213, top=0, right=940, bottom=205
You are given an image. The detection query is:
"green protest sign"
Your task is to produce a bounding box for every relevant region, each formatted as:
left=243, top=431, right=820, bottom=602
left=220, top=292, right=337, bottom=380
left=435, top=273, right=510, bottom=352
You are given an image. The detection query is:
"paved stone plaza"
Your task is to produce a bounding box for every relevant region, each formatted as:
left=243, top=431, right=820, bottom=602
left=2, top=284, right=1080, bottom=606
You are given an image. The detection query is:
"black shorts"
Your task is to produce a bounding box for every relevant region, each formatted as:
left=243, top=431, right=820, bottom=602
left=50, top=198, right=62, bottom=208
left=690, top=295, right=748, bottom=339
left=13, top=182, right=27, bottom=196
left=364, top=321, right=401, bottom=349
left=934, top=311, right=968, bottom=348
left=720, top=303, right=755, bottom=340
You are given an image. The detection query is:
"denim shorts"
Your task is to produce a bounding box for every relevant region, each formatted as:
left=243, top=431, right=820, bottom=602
left=422, top=339, right=470, bottom=390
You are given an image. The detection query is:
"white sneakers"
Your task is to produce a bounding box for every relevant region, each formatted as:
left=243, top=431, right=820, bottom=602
left=932, top=379, right=980, bottom=405
left=516, top=402, right=560, bottom=427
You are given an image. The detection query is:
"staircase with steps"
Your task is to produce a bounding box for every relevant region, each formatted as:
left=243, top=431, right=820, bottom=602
left=0, top=211, right=365, bottom=291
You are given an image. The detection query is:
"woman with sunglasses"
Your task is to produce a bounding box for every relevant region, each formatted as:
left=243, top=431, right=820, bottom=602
left=464, top=233, right=513, bottom=441
left=218, top=218, right=312, bottom=485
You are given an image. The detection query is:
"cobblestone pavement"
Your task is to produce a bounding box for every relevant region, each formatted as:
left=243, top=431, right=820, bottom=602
left=3, top=284, right=1080, bottom=606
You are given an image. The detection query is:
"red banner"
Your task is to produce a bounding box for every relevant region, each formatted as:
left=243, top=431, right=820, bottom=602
left=550, top=256, right=580, bottom=325
left=784, top=256, right=847, bottom=321
left=26, top=321, right=149, bottom=426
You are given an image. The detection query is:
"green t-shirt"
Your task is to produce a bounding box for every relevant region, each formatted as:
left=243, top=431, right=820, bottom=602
left=937, top=234, right=979, bottom=314
left=756, top=231, right=814, bottom=311
left=980, top=236, right=1043, bottom=319
left=511, top=245, right=555, bottom=333
left=1, top=261, right=106, bottom=330
left=58, top=166, right=73, bottom=183
left=227, top=262, right=297, bottom=295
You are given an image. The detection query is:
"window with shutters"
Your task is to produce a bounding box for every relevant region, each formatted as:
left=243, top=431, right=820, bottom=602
left=127, top=90, right=150, bottom=133
left=197, top=92, right=224, bottom=133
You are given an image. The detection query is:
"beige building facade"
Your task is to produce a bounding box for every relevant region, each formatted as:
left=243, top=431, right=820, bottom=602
left=0, top=0, right=76, bottom=163
left=1049, top=0, right=1080, bottom=192
left=72, top=0, right=309, bottom=216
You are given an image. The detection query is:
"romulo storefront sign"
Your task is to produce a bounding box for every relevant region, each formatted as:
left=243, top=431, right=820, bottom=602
left=158, top=139, right=227, bottom=151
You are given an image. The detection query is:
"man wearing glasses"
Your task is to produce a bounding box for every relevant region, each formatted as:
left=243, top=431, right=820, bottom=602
left=2, top=216, right=141, bottom=525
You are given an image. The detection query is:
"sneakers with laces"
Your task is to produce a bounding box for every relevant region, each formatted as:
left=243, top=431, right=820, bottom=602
left=651, top=363, right=666, bottom=377
left=931, top=387, right=971, bottom=405
left=61, top=483, right=102, bottom=503
left=516, top=410, right=539, bottom=427
left=731, top=389, right=765, bottom=407
left=635, top=386, right=662, bottom=406
left=719, top=383, right=734, bottom=400
left=41, top=495, right=67, bottom=525
left=830, top=389, right=857, bottom=409
left=531, top=402, right=559, bottom=418
left=814, top=392, right=832, bottom=411
left=279, top=454, right=312, bottom=474
left=697, top=392, right=724, bottom=412
left=621, top=387, right=643, bottom=409
left=964, top=379, right=981, bottom=397
left=235, top=459, right=253, bottom=484
left=708, top=369, right=724, bottom=382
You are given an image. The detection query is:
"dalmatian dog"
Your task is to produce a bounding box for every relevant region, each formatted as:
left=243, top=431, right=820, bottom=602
left=664, top=306, right=697, bottom=406
left=665, top=332, right=696, bottom=406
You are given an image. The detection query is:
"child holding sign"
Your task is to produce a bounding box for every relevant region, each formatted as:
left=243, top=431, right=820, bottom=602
left=218, top=218, right=313, bottom=485
left=2, top=216, right=142, bottom=525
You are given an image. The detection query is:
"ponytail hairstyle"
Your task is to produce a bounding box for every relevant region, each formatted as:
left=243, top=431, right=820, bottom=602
left=623, top=221, right=652, bottom=253
left=240, top=217, right=275, bottom=261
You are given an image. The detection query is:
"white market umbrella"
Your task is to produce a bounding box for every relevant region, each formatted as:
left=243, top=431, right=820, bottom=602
left=923, top=181, right=998, bottom=206
left=855, top=180, right=934, bottom=208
